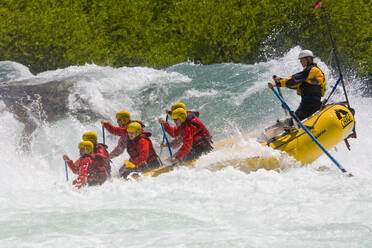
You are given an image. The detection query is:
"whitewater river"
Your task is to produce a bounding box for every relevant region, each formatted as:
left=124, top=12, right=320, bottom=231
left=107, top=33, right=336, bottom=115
left=1, top=47, right=371, bottom=247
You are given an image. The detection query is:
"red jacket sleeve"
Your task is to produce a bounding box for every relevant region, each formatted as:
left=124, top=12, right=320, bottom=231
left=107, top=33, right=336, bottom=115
left=109, top=136, right=127, bottom=159
left=73, top=157, right=92, bottom=188
left=103, top=122, right=127, bottom=136
left=163, top=122, right=182, bottom=138
left=130, top=138, right=149, bottom=167
left=67, top=158, right=81, bottom=174
left=175, top=125, right=196, bottom=160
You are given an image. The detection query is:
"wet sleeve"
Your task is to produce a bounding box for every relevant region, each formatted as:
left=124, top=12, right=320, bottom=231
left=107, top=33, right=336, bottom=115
left=109, top=137, right=127, bottom=159
left=163, top=122, right=181, bottom=138
left=67, top=159, right=80, bottom=174
left=175, top=125, right=195, bottom=160
left=279, top=69, right=309, bottom=89
left=103, top=122, right=127, bottom=136
left=73, top=157, right=90, bottom=188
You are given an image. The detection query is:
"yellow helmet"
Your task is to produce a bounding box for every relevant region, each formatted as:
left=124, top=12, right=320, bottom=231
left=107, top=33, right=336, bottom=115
left=82, top=131, right=97, bottom=144
left=78, top=141, right=94, bottom=154
left=171, top=102, right=186, bottom=111
left=127, top=122, right=142, bottom=133
left=116, top=110, right=131, bottom=123
left=171, top=108, right=187, bottom=122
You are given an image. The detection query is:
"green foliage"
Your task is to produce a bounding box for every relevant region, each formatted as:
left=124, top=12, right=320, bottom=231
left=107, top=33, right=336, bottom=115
left=0, top=0, right=370, bottom=76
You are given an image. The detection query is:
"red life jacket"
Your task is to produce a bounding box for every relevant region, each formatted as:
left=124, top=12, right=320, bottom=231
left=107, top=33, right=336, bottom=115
left=186, top=110, right=199, bottom=118
left=185, top=116, right=211, bottom=146
left=84, top=154, right=108, bottom=183
left=94, top=143, right=111, bottom=169
left=126, top=132, right=158, bottom=167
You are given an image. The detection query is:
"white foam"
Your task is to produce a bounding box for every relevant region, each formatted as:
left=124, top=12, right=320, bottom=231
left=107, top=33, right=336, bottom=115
left=1, top=48, right=371, bottom=247
left=0, top=61, right=34, bottom=83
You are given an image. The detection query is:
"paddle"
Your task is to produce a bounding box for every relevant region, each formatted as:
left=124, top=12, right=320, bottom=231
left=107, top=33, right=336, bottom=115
left=64, top=160, right=69, bottom=181
left=160, top=114, right=168, bottom=155
left=270, top=86, right=353, bottom=177
left=102, top=125, right=106, bottom=145
left=272, top=76, right=288, bottom=116
left=160, top=122, right=173, bottom=159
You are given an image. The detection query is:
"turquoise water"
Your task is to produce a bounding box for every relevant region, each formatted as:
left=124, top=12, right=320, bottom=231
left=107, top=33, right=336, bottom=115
left=0, top=47, right=372, bottom=247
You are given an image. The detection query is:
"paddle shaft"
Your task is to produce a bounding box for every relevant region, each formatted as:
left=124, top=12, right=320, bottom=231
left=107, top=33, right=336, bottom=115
left=102, top=126, right=106, bottom=145
left=64, top=161, right=69, bottom=181
left=161, top=122, right=173, bottom=158
left=159, top=115, right=169, bottom=155
left=270, top=87, right=352, bottom=176
left=324, top=75, right=342, bottom=105
left=320, top=6, right=350, bottom=108
left=161, top=115, right=169, bottom=145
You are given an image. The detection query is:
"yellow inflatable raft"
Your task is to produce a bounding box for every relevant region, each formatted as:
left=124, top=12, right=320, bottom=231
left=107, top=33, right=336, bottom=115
left=141, top=160, right=196, bottom=177
left=258, top=103, right=355, bottom=164
left=131, top=103, right=354, bottom=180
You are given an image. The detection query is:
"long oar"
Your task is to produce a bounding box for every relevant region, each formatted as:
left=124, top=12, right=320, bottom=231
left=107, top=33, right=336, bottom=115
left=159, top=115, right=169, bottom=155
left=64, top=161, right=69, bottom=181
left=270, top=87, right=352, bottom=176
left=323, top=75, right=342, bottom=106
left=319, top=6, right=350, bottom=108
left=160, top=122, right=173, bottom=159
left=102, top=126, right=106, bottom=145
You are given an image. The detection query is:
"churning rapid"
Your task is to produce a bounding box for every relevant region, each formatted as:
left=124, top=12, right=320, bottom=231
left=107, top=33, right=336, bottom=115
left=1, top=47, right=371, bottom=247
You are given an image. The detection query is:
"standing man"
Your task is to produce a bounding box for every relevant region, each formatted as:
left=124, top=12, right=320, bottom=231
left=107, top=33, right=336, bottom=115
left=268, top=50, right=326, bottom=121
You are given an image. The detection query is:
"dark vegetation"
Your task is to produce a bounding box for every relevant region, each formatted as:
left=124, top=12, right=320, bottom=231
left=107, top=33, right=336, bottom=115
left=0, top=0, right=370, bottom=77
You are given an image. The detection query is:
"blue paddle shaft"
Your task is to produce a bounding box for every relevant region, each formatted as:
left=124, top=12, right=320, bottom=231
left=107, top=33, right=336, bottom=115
left=161, top=122, right=173, bottom=158
left=325, top=75, right=342, bottom=103
left=64, top=161, right=69, bottom=181
left=102, top=126, right=105, bottom=145
left=161, top=115, right=169, bottom=144
left=270, top=87, right=349, bottom=174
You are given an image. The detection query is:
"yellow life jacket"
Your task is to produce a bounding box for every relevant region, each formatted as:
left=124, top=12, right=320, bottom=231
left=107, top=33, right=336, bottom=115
left=296, top=65, right=326, bottom=97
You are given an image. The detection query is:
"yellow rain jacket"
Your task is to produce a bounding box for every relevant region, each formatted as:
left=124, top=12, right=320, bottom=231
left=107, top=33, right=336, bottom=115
left=277, top=63, right=326, bottom=98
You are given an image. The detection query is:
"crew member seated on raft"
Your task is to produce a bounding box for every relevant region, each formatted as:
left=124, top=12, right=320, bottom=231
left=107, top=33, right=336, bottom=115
left=63, top=141, right=108, bottom=188
left=268, top=49, right=326, bottom=122
left=82, top=131, right=111, bottom=176
left=158, top=108, right=213, bottom=164
left=164, top=102, right=200, bottom=148
left=101, top=110, right=145, bottom=159
left=118, top=122, right=161, bottom=179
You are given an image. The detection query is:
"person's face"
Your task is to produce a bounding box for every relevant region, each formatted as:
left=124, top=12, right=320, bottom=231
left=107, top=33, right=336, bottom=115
left=128, top=132, right=137, bottom=140
left=79, top=147, right=85, bottom=156
left=117, top=118, right=129, bottom=127
left=300, top=58, right=307, bottom=67
left=300, top=57, right=313, bottom=68
left=174, top=119, right=182, bottom=127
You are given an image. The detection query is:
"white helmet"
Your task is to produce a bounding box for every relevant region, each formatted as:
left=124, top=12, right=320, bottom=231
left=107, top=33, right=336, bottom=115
left=298, top=50, right=314, bottom=59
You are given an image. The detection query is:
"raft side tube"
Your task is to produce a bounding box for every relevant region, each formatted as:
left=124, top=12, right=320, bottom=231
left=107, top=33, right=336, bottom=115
left=262, top=104, right=354, bottom=164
